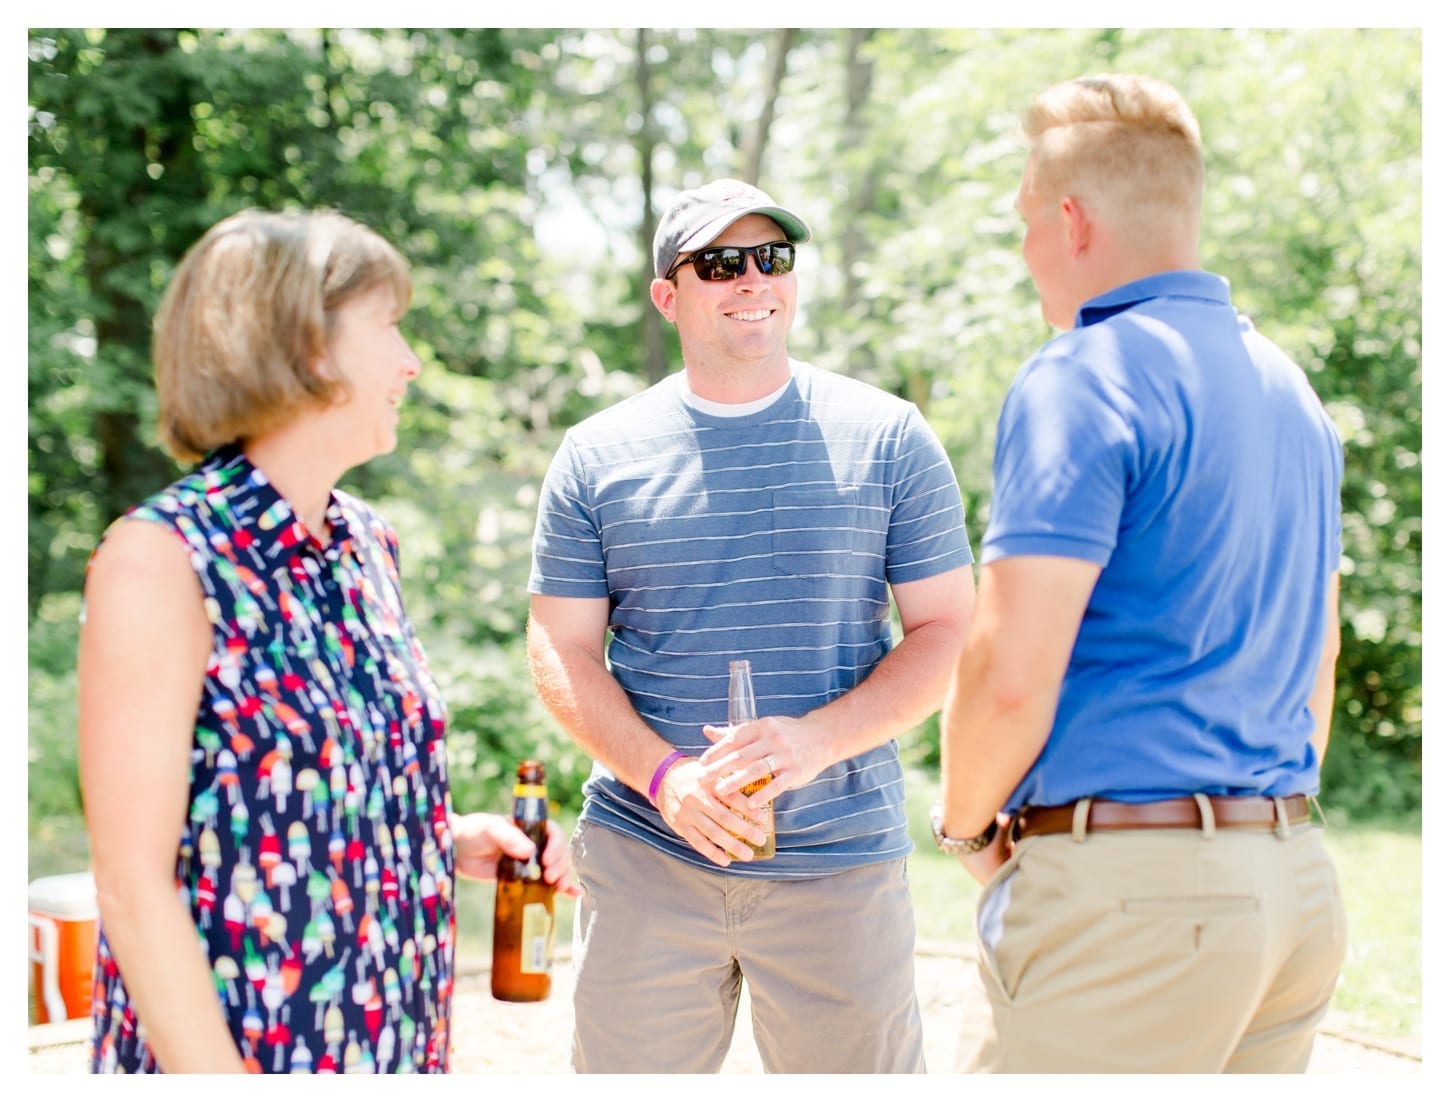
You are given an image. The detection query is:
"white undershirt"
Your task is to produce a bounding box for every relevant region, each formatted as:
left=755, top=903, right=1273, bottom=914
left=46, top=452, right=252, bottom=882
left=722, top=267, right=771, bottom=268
left=676, top=369, right=794, bottom=417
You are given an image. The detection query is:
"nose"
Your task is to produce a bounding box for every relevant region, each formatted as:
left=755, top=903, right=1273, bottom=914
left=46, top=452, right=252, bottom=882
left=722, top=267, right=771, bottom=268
left=401, top=343, right=422, bottom=380
left=735, top=254, right=772, bottom=290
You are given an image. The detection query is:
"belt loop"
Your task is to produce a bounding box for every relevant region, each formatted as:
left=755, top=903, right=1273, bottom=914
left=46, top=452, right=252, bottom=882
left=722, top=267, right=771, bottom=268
left=1070, top=797, right=1092, bottom=842
left=1272, top=796, right=1291, bottom=839
left=1192, top=793, right=1216, bottom=839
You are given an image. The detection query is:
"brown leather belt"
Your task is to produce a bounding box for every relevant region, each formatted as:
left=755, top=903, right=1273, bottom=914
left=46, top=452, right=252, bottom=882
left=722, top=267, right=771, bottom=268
left=1012, top=794, right=1311, bottom=841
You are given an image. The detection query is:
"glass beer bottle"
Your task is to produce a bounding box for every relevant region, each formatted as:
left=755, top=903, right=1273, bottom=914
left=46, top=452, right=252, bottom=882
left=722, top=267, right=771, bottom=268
left=491, top=759, right=555, bottom=1002
left=728, top=660, right=776, bottom=859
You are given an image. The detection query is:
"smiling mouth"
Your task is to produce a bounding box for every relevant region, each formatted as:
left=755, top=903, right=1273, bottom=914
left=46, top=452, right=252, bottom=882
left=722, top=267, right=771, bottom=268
left=726, top=309, right=772, bottom=322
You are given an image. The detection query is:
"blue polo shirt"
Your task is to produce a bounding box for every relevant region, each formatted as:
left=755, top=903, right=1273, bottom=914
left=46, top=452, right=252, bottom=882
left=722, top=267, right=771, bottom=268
left=984, top=271, right=1343, bottom=809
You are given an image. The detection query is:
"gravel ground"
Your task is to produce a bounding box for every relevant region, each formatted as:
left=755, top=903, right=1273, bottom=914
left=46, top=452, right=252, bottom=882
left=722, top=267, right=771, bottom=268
left=28, top=943, right=1421, bottom=1075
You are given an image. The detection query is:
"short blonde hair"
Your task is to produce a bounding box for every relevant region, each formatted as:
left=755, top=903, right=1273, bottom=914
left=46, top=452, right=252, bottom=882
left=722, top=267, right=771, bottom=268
left=153, top=209, right=411, bottom=463
left=1024, top=74, right=1204, bottom=233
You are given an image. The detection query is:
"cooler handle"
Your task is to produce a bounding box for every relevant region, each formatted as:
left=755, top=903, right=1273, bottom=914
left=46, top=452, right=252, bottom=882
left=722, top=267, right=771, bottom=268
left=27, top=914, right=66, bottom=1024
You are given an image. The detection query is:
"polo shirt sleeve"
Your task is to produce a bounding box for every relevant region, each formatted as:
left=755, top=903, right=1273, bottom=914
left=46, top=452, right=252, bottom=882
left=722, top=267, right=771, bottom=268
left=527, top=433, right=610, bottom=598
left=982, top=349, right=1135, bottom=566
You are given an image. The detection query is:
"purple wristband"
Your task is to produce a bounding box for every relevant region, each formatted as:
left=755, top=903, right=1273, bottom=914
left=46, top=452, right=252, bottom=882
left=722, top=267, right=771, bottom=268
left=648, top=750, right=687, bottom=806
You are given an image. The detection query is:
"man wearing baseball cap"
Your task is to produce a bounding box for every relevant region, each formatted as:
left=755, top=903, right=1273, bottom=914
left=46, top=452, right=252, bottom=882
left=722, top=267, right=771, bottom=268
left=527, top=178, right=976, bottom=1072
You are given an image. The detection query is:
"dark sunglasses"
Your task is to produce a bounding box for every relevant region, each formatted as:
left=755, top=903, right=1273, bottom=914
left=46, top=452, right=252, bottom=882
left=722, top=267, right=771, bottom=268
left=667, top=241, right=797, bottom=281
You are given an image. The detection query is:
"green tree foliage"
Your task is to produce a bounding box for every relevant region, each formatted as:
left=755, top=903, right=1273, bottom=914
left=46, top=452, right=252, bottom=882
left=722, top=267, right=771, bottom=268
left=30, top=30, right=210, bottom=612
left=28, top=28, right=1420, bottom=842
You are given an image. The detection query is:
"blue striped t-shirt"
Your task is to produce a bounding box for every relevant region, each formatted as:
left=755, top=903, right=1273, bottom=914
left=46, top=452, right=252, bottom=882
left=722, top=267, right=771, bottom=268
left=528, top=360, right=974, bottom=878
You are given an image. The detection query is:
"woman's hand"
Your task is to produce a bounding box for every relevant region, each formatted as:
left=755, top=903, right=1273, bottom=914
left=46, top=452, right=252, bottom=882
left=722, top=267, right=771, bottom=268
left=450, top=813, right=580, bottom=897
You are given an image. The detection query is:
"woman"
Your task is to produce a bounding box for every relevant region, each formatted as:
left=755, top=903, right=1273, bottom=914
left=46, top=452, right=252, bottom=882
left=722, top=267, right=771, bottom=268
left=77, top=209, right=571, bottom=1073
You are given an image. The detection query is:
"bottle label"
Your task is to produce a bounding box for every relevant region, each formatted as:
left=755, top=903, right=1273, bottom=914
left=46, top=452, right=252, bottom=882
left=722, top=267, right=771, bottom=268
left=519, top=902, right=554, bottom=974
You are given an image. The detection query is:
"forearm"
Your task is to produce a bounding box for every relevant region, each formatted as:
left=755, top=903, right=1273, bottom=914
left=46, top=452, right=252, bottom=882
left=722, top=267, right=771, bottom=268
left=1308, top=649, right=1337, bottom=766
left=699, top=566, right=975, bottom=802
left=528, top=634, right=675, bottom=799
left=786, top=565, right=976, bottom=769
left=92, top=878, right=244, bottom=1072
left=939, top=557, right=1098, bottom=838
left=803, top=617, right=967, bottom=768
left=532, top=625, right=766, bottom=864
left=939, top=643, right=1058, bottom=839
left=1308, top=574, right=1341, bottom=766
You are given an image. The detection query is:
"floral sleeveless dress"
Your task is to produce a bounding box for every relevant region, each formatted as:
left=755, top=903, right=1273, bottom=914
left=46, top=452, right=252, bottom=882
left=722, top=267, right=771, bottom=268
left=88, top=446, right=457, bottom=1073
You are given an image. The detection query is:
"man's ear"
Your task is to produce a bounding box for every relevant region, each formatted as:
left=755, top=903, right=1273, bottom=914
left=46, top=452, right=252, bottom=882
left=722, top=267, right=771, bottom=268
left=649, top=277, right=677, bottom=323
left=1061, top=195, right=1091, bottom=259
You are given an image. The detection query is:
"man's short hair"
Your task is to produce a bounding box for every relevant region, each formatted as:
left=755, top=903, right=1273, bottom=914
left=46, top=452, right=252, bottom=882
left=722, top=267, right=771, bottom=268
left=153, top=208, right=411, bottom=463
left=1024, top=74, right=1205, bottom=232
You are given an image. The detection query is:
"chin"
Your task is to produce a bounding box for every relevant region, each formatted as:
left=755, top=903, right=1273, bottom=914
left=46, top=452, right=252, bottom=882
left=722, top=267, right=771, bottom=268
left=348, top=438, right=396, bottom=469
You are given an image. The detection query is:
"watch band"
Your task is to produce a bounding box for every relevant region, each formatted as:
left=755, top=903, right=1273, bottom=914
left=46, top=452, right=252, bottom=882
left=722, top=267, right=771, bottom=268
left=930, top=801, right=997, bottom=855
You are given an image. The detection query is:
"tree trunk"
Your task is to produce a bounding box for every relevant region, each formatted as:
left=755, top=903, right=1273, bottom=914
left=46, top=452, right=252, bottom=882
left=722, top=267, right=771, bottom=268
left=636, top=29, right=669, bottom=384
left=740, top=28, right=798, bottom=185
left=83, top=29, right=206, bottom=525
left=839, top=29, right=877, bottom=382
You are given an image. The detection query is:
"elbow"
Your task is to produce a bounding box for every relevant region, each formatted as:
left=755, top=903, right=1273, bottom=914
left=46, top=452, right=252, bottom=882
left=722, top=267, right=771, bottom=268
left=91, top=862, right=182, bottom=942
left=1316, top=624, right=1341, bottom=689
left=524, top=618, right=560, bottom=686
left=977, top=679, right=1048, bottom=728
left=944, top=646, right=1051, bottom=730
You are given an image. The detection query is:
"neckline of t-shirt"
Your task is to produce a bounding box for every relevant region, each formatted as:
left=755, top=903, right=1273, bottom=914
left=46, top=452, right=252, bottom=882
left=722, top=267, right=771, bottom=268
left=676, top=362, right=799, bottom=418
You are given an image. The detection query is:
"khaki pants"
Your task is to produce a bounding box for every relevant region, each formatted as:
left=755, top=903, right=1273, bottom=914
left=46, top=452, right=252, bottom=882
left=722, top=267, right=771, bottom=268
left=569, top=821, right=926, bottom=1073
left=959, top=815, right=1348, bottom=1073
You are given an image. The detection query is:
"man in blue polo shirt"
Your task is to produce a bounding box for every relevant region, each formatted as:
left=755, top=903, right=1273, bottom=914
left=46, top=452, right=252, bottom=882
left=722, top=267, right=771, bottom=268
left=936, top=74, right=1346, bottom=1072
left=529, top=179, right=976, bottom=1072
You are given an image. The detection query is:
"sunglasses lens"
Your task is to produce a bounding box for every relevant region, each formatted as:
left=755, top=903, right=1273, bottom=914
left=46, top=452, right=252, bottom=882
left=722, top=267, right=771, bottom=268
left=697, top=248, right=747, bottom=280
left=759, top=243, right=795, bottom=274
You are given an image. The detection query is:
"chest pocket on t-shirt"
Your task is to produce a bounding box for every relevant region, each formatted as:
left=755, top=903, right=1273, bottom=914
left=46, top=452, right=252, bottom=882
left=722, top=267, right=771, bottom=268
left=770, top=488, right=881, bottom=576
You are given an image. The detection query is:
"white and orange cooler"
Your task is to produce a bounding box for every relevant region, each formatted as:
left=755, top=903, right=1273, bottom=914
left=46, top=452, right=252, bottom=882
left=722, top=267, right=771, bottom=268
left=28, top=871, right=98, bottom=1024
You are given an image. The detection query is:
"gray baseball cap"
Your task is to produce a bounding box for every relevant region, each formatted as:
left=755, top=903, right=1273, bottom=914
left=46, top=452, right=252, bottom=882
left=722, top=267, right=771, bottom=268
left=652, top=178, right=812, bottom=279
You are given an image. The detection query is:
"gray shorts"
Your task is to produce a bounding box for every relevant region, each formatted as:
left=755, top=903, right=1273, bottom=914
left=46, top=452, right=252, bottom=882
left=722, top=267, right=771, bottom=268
left=568, top=821, right=926, bottom=1073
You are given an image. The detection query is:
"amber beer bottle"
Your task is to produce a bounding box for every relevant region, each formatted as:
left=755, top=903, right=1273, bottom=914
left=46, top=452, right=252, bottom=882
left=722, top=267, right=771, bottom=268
left=491, top=759, right=555, bottom=1002
left=728, top=660, right=776, bottom=859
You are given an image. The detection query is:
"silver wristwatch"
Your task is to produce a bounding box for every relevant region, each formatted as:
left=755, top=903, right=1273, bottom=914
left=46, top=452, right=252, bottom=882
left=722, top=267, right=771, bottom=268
left=929, top=801, right=997, bottom=855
